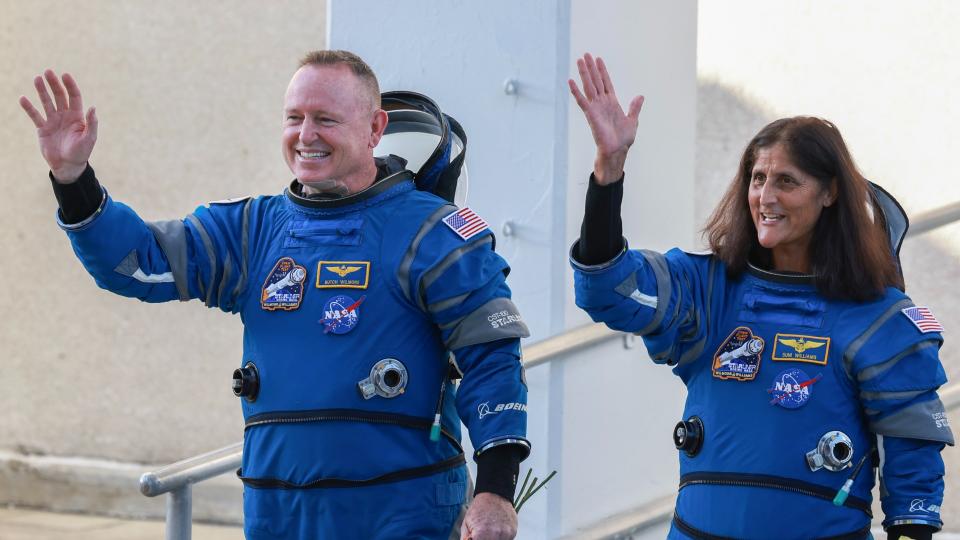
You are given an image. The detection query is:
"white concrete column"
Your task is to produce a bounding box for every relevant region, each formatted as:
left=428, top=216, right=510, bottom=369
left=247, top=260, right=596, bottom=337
left=329, top=2, right=696, bottom=536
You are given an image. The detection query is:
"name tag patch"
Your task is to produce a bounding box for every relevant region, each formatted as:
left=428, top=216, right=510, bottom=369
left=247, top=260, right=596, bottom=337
left=772, top=334, right=830, bottom=365
left=712, top=326, right=764, bottom=381
left=261, top=257, right=307, bottom=311
left=316, top=261, right=370, bottom=289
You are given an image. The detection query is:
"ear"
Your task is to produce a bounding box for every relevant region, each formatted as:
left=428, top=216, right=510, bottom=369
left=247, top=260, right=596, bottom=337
left=822, top=180, right=838, bottom=207
left=368, top=108, right=389, bottom=148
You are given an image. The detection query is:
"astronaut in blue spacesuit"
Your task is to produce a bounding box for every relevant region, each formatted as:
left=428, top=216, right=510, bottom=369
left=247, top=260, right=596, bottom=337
left=567, top=53, right=953, bottom=539
left=21, top=50, right=530, bottom=539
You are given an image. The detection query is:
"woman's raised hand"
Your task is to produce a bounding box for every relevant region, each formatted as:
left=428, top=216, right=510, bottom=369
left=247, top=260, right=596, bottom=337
left=568, top=53, right=643, bottom=185
left=19, top=70, right=98, bottom=183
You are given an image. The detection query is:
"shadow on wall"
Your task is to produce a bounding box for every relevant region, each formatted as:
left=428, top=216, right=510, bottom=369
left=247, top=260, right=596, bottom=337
left=695, top=78, right=960, bottom=531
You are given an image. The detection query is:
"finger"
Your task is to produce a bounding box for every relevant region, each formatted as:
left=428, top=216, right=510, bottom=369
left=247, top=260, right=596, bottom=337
left=86, top=106, right=98, bottom=140
left=19, top=96, right=46, bottom=128
left=63, top=73, right=83, bottom=112
left=584, top=53, right=605, bottom=95
left=576, top=58, right=596, bottom=100
left=44, top=69, right=68, bottom=111
left=627, top=95, right=645, bottom=121
left=596, top=57, right=615, bottom=96
left=34, top=75, right=56, bottom=116
left=567, top=79, right=589, bottom=111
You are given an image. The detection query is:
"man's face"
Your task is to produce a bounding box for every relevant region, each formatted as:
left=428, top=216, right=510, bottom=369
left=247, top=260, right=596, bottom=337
left=282, top=64, right=386, bottom=195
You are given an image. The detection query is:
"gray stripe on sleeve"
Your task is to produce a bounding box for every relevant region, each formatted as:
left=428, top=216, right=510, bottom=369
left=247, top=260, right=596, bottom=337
left=397, top=205, right=457, bottom=304
left=615, top=272, right=659, bottom=309
left=112, top=250, right=174, bottom=284
left=843, top=298, right=913, bottom=381
left=231, top=199, right=253, bottom=303
left=428, top=291, right=473, bottom=315
left=677, top=333, right=708, bottom=367
left=218, top=253, right=233, bottom=309
left=860, top=389, right=929, bottom=402
left=113, top=250, right=140, bottom=277
left=857, top=341, right=940, bottom=383
left=185, top=214, right=218, bottom=307
left=419, top=235, right=494, bottom=311
left=869, top=397, right=955, bottom=445
left=444, top=297, right=530, bottom=350
left=146, top=219, right=191, bottom=301
left=676, top=257, right=718, bottom=368
left=636, top=250, right=672, bottom=335
left=614, top=272, right=638, bottom=297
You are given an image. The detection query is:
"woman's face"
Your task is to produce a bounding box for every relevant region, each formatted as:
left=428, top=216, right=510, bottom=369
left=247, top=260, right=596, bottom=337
left=747, top=143, right=836, bottom=273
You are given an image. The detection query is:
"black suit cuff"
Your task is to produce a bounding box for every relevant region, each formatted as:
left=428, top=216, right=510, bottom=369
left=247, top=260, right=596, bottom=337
left=50, top=163, right=102, bottom=224
left=474, top=444, right=525, bottom=502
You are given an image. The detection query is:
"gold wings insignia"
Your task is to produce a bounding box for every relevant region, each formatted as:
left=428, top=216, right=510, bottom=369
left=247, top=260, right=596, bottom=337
left=779, top=338, right=825, bottom=353
left=329, top=265, right=362, bottom=278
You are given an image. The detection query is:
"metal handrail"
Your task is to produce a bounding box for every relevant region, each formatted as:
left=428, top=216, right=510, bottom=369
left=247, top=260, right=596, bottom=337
left=139, top=442, right=242, bottom=540
left=140, top=199, right=960, bottom=540
left=907, top=200, right=960, bottom=237
left=523, top=323, right=619, bottom=369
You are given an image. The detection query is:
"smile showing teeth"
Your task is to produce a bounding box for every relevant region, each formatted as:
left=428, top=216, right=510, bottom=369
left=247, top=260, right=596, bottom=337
left=298, top=150, right=330, bottom=159
left=761, top=213, right=784, bottom=223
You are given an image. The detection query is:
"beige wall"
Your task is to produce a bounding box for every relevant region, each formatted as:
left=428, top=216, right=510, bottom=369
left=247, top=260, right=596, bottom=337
left=1, top=1, right=326, bottom=464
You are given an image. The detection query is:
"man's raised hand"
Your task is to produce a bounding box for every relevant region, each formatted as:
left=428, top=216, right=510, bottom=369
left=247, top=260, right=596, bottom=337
left=19, top=70, right=98, bottom=183
left=568, top=53, right=643, bottom=185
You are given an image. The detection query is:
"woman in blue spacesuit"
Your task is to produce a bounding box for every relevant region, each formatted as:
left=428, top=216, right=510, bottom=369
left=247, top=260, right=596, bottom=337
left=568, top=53, right=953, bottom=539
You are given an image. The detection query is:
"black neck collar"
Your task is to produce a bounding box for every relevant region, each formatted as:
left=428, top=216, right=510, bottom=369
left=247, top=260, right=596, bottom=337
left=746, top=262, right=816, bottom=285
left=285, top=169, right=414, bottom=209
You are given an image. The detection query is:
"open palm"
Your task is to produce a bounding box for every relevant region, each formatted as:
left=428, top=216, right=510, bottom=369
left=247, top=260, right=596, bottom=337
left=19, top=70, right=98, bottom=183
left=568, top=53, right=643, bottom=184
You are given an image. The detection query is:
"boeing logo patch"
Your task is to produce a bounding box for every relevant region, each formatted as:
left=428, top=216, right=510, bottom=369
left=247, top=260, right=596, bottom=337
left=772, top=334, right=830, bottom=365
left=712, top=326, right=764, bottom=381
left=478, top=401, right=527, bottom=420
left=767, top=368, right=821, bottom=409
left=320, top=294, right=364, bottom=334
left=260, top=257, right=307, bottom=311
left=909, top=498, right=941, bottom=514
left=442, top=207, right=488, bottom=241
left=316, top=261, right=370, bottom=289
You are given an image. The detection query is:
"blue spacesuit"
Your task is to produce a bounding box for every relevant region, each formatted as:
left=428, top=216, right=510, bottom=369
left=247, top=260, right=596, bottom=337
left=60, top=161, right=530, bottom=539
left=572, top=245, right=953, bottom=539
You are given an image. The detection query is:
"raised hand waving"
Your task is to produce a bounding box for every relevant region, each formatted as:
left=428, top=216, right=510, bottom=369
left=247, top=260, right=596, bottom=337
left=19, top=70, right=98, bottom=183
left=568, top=53, right=643, bottom=185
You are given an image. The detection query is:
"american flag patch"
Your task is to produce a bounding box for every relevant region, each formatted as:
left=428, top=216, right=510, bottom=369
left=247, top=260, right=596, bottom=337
left=442, top=207, right=488, bottom=241
left=901, top=306, right=944, bottom=334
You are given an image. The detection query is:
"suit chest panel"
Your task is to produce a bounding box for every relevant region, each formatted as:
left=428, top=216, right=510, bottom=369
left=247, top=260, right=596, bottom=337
left=693, top=279, right=861, bottom=424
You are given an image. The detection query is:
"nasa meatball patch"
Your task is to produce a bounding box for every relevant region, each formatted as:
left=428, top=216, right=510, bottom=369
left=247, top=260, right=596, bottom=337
left=767, top=368, right=821, bottom=409
left=261, top=257, right=307, bottom=311
left=712, top=326, right=765, bottom=381
left=320, top=294, right=364, bottom=334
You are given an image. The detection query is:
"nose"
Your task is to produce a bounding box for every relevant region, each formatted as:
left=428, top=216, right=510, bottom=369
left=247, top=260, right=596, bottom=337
left=758, top=181, right=777, bottom=206
left=299, top=118, right=319, bottom=145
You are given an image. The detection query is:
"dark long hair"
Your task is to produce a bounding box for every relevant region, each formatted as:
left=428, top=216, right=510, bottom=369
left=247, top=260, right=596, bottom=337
left=704, top=116, right=903, bottom=301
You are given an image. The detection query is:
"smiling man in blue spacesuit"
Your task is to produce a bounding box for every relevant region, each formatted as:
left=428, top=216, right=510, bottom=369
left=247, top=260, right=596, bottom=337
left=20, top=50, right=530, bottom=539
